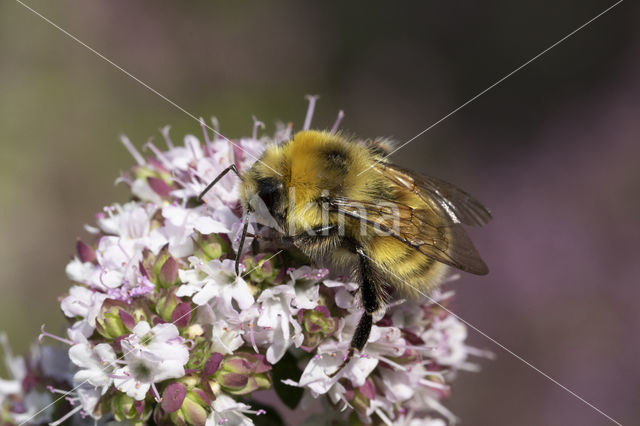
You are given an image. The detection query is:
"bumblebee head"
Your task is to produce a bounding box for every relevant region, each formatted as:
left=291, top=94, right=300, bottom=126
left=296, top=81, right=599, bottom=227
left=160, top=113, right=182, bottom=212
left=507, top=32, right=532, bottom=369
left=241, top=130, right=369, bottom=233
left=240, top=140, right=289, bottom=229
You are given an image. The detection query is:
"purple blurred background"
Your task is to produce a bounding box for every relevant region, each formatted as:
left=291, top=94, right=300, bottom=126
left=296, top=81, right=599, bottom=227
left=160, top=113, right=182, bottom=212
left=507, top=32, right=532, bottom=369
left=1, top=1, right=639, bottom=424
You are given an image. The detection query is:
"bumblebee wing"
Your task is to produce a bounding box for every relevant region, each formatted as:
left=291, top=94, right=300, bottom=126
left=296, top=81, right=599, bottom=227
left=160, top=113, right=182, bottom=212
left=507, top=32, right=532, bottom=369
left=375, top=163, right=492, bottom=227
left=329, top=197, right=489, bottom=275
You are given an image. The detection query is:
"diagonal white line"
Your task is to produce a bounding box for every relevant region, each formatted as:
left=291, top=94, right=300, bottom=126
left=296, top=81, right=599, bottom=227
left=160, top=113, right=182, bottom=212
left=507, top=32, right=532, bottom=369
left=358, top=0, right=624, bottom=176
left=358, top=252, right=623, bottom=426
left=12, top=0, right=282, bottom=176
left=17, top=248, right=283, bottom=425
left=241, top=250, right=284, bottom=279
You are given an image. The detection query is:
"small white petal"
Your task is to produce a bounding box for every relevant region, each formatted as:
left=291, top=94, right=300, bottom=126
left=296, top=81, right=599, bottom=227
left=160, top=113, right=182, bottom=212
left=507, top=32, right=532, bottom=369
left=293, top=280, right=320, bottom=310
left=0, top=378, right=21, bottom=394
left=101, top=270, right=124, bottom=288
left=192, top=282, right=220, bottom=305
left=193, top=216, right=230, bottom=234
left=77, top=386, right=102, bottom=414
left=65, top=259, right=95, bottom=284
left=60, top=286, right=92, bottom=318
left=153, top=359, right=186, bottom=382
left=131, top=179, right=163, bottom=204
left=176, top=283, right=201, bottom=298
left=231, top=276, right=255, bottom=310
left=131, top=321, right=151, bottom=337
left=334, top=288, right=356, bottom=310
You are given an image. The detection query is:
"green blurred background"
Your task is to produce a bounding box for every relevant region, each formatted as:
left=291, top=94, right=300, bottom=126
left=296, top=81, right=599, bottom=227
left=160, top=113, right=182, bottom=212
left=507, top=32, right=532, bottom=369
left=1, top=0, right=639, bottom=424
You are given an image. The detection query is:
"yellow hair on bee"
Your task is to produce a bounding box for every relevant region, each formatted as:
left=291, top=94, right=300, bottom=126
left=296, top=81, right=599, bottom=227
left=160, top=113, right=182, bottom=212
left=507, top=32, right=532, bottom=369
left=244, top=131, right=389, bottom=235
left=366, top=235, right=448, bottom=296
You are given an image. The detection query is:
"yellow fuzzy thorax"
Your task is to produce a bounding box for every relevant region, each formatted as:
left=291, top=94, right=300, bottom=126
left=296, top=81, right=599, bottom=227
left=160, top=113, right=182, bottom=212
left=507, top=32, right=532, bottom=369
left=241, top=130, right=389, bottom=234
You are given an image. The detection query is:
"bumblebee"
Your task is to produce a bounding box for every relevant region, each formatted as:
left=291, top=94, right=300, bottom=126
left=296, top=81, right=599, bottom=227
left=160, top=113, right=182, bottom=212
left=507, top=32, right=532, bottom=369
left=200, top=130, right=490, bottom=371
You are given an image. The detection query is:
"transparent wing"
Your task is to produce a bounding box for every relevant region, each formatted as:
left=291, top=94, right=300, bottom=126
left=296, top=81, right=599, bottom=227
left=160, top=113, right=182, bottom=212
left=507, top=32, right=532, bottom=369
left=374, top=163, right=492, bottom=226
left=329, top=196, right=489, bottom=275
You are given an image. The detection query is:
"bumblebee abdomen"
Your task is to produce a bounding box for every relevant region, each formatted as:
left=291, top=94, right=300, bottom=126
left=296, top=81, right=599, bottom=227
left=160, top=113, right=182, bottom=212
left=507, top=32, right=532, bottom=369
left=366, top=235, right=447, bottom=297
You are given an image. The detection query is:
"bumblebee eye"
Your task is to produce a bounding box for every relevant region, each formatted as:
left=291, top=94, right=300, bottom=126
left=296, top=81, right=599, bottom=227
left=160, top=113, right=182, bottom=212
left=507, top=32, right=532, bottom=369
left=256, top=177, right=282, bottom=214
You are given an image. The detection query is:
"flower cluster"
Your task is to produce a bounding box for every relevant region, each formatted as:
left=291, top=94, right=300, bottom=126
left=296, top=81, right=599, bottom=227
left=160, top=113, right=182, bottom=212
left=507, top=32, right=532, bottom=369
left=1, top=106, right=488, bottom=425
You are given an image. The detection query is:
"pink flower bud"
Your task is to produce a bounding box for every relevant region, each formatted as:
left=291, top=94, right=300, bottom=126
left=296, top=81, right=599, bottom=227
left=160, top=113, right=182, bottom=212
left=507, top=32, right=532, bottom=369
left=76, top=240, right=96, bottom=263
left=148, top=176, right=172, bottom=197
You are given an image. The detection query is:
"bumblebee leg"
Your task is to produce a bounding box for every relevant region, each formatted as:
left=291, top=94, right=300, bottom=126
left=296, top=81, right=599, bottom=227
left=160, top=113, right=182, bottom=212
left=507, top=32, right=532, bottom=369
left=328, top=247, right=380, bottom=377
left=351, top=247, right=380, bottom=347
left=235, top=214, right=250, bottom=276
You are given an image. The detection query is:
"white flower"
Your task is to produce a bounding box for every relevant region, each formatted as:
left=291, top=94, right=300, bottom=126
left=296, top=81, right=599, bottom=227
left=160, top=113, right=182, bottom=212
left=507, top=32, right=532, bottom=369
left=75, top=385, right=103, bottom=418
left=0, top=334, right=56, bottom=424
left=234, top=137, right=267, bottom=171
left=194, top=146, right=239, bottom=207
left=177, top=257, right=254, bottom=312
left=60, top=285, right=107, bottom=329
left=65, top=258, right=97, bottom=284
left=39, top=345, right=73, bottom=383
left=95, top=236, right=139, bottom=288
left=405, top=385, right=459, bottom=425
left=322, top=279, right=359, bottom=311
left=0, top=332, right=25, bottom=385
left=286, top=311, right=415, bottom=404
left=94, top=233, right=163, bottom=295
left=159, top=134, right=201, bottom=171
left=48, top=385, right=103, bottom=425
left=11, top=390, right=54, bottom=425
left=287, top=266, right=328, bottom=310
left=125, top=321, right=189, bottom=365
left=96, top=202, right=156, bottom=239
left=421, top=315, right=469, bottom=367
left=86, top=202, right=167, bottom=294
left=131, top=178, right=165, bottom=205
left=0, top=377, right=21, bottom=401
left=68, top=343, right=117, bottom=390
left=67, top=319, right=95, bottom=343
left=211, top=321, right=245, bottom=355
left=379, top=368, right=415, bottom=402
left=389, top=301, right=425, bottom=329
left=287, top=338, right=378, bottom=396
left=152, top=204, right=229, bottom=258
left=206, top=394, right=255, bottom=426
left=256, top=285, right=303, bottom=363
left=288, top=266, right=329, bottom=283
left=113, top=322, right=189, bottom=400
left=365, top=324, right=407, bottom=359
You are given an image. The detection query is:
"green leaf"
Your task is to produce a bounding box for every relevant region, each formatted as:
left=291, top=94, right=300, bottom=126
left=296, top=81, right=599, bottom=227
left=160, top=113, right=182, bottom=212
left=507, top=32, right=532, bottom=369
left=271, top=350, right=304, bottom=410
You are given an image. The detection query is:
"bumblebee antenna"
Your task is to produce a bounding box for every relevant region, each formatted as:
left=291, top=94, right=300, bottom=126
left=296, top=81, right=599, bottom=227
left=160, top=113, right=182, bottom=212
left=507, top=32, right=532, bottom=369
left=198, top=164, right=241, bottom=201
left=235, top=213, right=250, bottom=276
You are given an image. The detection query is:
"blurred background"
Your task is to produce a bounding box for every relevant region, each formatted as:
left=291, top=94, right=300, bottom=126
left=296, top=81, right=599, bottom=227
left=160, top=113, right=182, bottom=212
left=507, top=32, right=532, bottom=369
left=1, top=0, right=639, bottom=424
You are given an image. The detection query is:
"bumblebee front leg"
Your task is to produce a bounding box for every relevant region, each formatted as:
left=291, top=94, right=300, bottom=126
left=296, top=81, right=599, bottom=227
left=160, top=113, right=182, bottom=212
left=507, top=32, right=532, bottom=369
left=198, top=164, right=241, bottom=201
left=329, top=247, right=381, bottom=377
